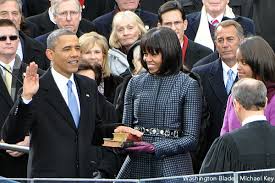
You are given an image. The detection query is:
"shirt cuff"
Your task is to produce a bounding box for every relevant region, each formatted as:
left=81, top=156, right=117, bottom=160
left=21, top=97, right=32, bottom=104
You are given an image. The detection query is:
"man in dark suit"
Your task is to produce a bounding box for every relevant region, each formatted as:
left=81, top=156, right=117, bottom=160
left=185, top=0, right=255, bottom=51
left=92, top=0, right=158, bottom=40
left=192, top=20, right=243, bottom=165
left=0, top=0, right=50, bottom=70
left=1, top=29, right=142, bottom=178
left=26, top=0, right=96, bottom=38
left=0, top=19, right=44, bottom=178
left=158, top=0, right=212, bottom=69
left=200, top=78, right=275, bottom=173
left=35, top=0, right=97, bottom=46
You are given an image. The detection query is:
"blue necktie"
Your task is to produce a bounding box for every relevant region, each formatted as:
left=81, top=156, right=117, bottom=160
left=67, top=80, right=80, bottom=127
left=226, top=69, right=234, bottom=94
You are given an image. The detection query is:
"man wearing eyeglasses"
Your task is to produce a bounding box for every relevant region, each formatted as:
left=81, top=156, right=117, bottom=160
left=26, top=0, right=96, bottom=38
left=35, top=0, right=96, bottom=46
left=158, top=1, right=212, bottom=69
left=0, top=19, right=42, bottom=178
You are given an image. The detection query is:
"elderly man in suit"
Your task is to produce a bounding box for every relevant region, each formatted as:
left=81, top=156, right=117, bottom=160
left=185, top=0, right=255, bottom=51
left=0, top=0, right=50, bottom=70
left=158, top=0, right=212, bottom=69
left=200, top=78, right=275, bottom=173
left=26, top=0, right=96, bottom=38
left=192, top=20, right=243, bottom=165
left=92, top=0, right=158, bottom=40
left=35, top=0, right=97, bottom=46
left=1, top=29, right=142, bottom=178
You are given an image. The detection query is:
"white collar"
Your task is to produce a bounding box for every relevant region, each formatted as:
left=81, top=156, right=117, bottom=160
left=0, top=58, right=15, bottom=73
left=51, top=67, right=75, bottom=87
left=207, top=13, right=224, bottom=24
left=242, top=115, right=267, bottom=126
left=222, top=61, right=238, bottom=75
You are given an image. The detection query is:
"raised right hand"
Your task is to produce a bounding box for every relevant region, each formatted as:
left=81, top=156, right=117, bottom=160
left=22, top=62, right=39, bottom=100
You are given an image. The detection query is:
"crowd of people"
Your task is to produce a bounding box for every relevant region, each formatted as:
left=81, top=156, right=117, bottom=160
left=0, top=0, right=275, bottom=180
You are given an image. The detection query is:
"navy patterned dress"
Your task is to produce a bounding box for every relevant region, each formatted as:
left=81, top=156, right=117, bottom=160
left=117, top=72, right=202, bottom=179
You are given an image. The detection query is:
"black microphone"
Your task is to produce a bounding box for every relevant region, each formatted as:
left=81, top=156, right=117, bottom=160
left=0, top=63, right=23, bottom=86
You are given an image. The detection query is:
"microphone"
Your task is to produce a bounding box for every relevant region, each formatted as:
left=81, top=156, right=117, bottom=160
left=0, top=63, right=23, bottom=86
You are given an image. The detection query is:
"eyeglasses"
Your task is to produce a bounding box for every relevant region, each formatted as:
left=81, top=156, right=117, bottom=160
left=56, top=11, right=80, bottom=18
left=0, top=35, right=18, bottom=41
left=162, top=21, right=184, bottom=28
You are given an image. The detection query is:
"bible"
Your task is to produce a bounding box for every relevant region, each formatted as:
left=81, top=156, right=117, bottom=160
left=102, top=132, right=141, bottom=148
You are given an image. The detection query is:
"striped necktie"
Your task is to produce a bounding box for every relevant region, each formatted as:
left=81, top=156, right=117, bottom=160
left=226, top=69, right=234, bottom=94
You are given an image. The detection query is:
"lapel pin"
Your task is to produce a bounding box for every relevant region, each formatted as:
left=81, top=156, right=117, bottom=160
left=86, top=94, right=90, bottom=97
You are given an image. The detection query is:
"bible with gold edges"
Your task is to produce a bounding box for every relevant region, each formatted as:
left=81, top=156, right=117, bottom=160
left=102, top=132, right=141, bottom=148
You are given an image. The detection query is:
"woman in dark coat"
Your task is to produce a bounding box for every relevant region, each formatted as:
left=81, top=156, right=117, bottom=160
left=116, top=27, right=202, bottom=178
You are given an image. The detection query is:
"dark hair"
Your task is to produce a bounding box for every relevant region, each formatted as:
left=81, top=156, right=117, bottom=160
left=127, top=40, right=140, bottom=71
left=140, top=27, right=182, bottom=76
left=78, top=62, right=103, bottom=86
left=238, top=36, right=275, bottom=82
left=0, top=19, right=18, bottom=32
left=232, top=78, right=267, bottom=110
left=158, top=0, right=186, bottom=23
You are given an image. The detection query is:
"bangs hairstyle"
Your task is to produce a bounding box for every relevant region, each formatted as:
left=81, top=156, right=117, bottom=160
left=79, top=32, right=111, bottom=77
left=140, top=27, right=182, bottom=76
left=239, top=36, right=275, bottom=82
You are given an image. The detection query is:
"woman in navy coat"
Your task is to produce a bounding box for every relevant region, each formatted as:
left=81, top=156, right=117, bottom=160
left=116, top=27, right=202, bottom=178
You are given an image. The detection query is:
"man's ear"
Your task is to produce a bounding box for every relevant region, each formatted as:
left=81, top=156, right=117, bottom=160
left=183, top=19, right=188, bottom=31
left=46, top=49, right=54, bottom=63
left=233, top=98, right=241, bottom=112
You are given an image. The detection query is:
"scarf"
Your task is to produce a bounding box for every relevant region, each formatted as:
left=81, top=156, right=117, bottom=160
left=194, top=5, right=235, bottom=51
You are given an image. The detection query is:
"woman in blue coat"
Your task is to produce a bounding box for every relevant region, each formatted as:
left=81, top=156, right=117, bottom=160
left=116, top=27, right=202, bottom=178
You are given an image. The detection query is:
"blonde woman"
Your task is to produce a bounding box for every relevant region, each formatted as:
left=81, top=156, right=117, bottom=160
left=79, top=32, right=123, bottom=103
left=108, top=10, right=147, bottom=77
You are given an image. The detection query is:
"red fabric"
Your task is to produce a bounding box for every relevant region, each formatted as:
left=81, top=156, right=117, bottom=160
left=79, top=0, right=85, bottom=6
left=211, top=19, right=219, bottom=27
left=181, top=35, right=189, bottom=63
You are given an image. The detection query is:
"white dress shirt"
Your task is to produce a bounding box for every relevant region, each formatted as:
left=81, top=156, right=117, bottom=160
left=242, top=115, right=267, bottom=126
left=222, top=61, right=238, bottom=87
left=51, top=67, right=80, bottom=113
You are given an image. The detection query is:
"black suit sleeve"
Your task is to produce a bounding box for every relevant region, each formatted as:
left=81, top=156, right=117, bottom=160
left=2, top=97, right=33, bottom=144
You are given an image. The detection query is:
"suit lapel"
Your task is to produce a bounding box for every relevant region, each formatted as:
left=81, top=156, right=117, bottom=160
left=190, top=13, right=201, bottom=38
left=0, top=76, right=13, bottom=107
left=208, top=60, right=228, bottom=104
left=40, top=70, right=77, bottom=130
